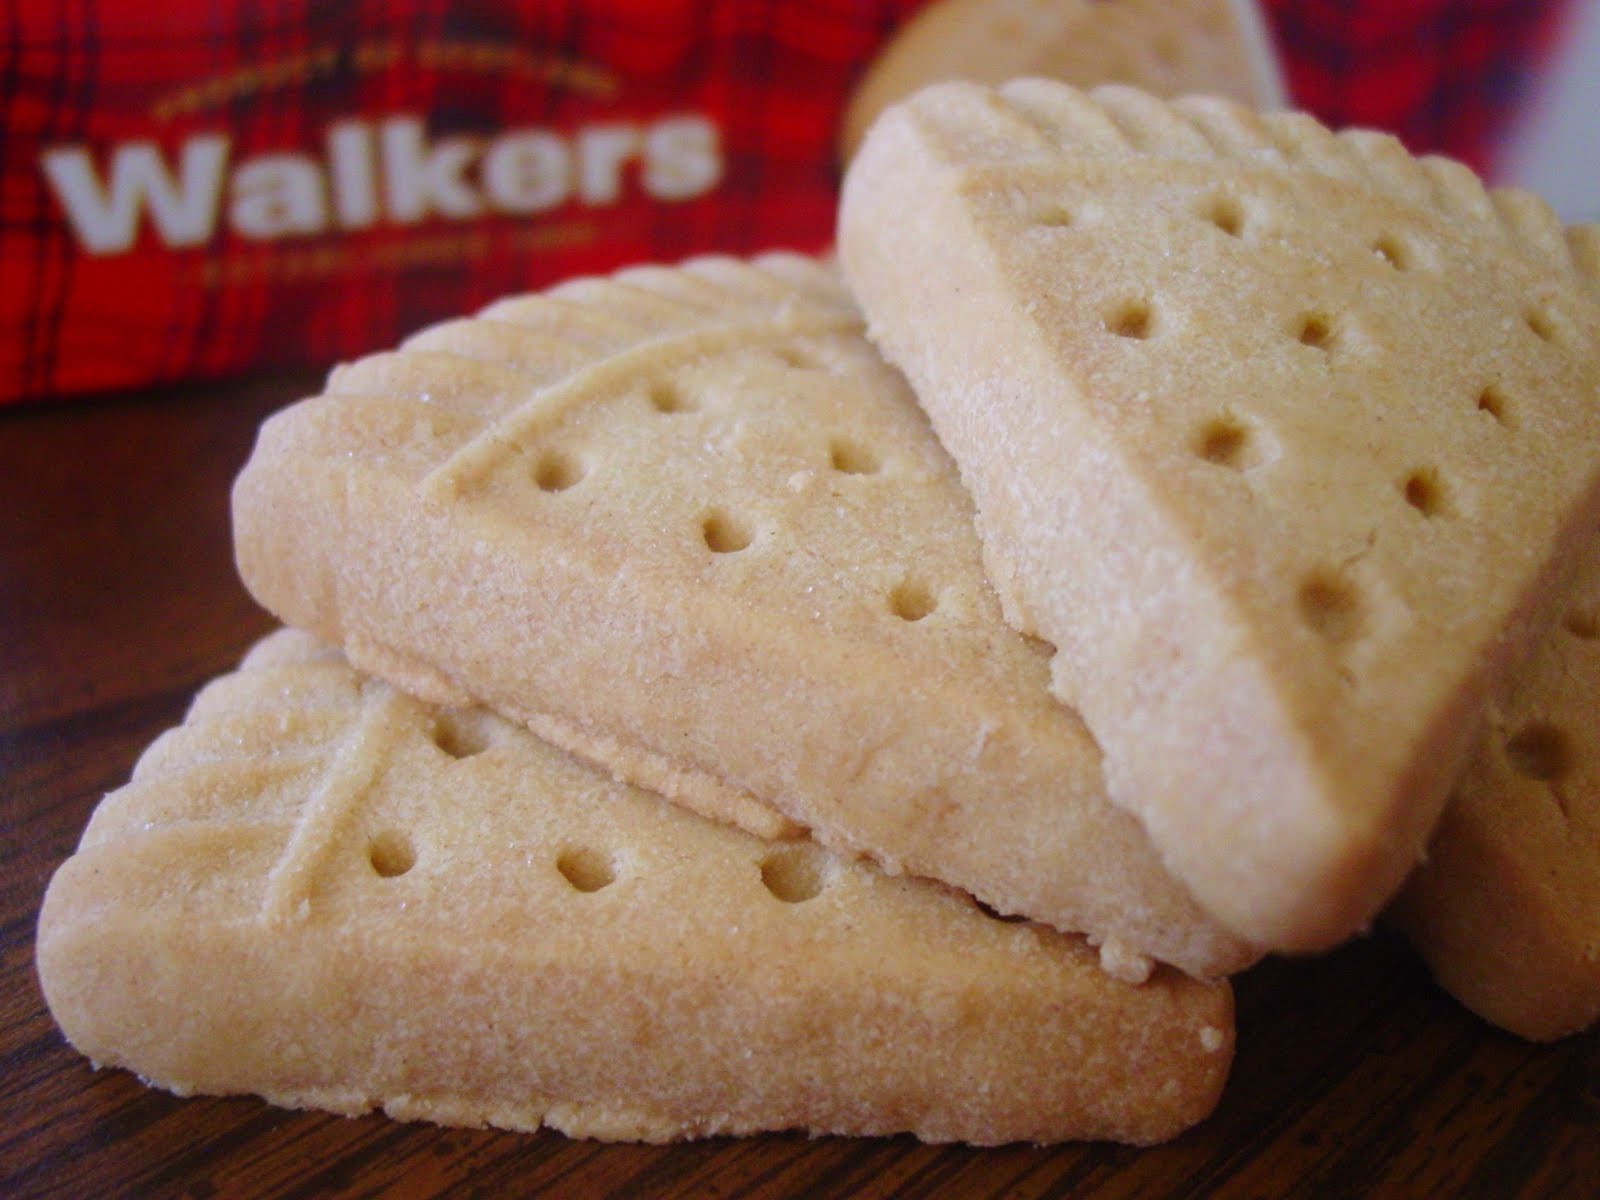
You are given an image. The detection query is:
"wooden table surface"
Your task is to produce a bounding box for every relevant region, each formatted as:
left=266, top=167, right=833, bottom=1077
left=2, top=376, right=1597, bottom=1200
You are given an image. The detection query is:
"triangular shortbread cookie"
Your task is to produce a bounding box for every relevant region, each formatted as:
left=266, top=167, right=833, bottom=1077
left=37, top=631, right=1234, bottom=1145
left=232, top=253, right=1253, bottom=978
left=841, top=0, right=1280, bottom=161
left=840, top=81, right=1600, bottom=952
left=1389, top=534, right=1600, bottom=1041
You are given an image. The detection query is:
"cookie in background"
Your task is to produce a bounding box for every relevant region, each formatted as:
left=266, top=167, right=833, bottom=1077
left=1388, top=535, right=1600, bottom=1042
left=841, top=0, right=1285, bottom=161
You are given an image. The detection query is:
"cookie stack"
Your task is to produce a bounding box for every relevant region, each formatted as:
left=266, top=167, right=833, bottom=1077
left=37, top=82, right=1600, bottom=1147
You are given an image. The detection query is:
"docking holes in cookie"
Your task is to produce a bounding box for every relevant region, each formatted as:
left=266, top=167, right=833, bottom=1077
left=1476, top=385, right=1511, bottom=427
left=773, top=345, right=818, bottom=370
left=702, top=510, right=754, bottom=554
left=1194, top=414, right=1270, bottom=472
left=1034, top=202, right=1074, bottom=229
left=534, top=449, right=587, bottom=492
left=649, top=380, right=697, bottom=414
left=1104, top=298, right=1154, bottom=340
left=1400, top=467, right=1448, bottom=518
left=1525, top=305, right=1564, bottom=346
left=1295, top=312, right=1336, bottom=351
left=760, top=847, right=827, bottom=903
left=557, top=847, right=617, bottom=893
left=368, top=830, right=417, bottom=879
left=1564, top=607, right=1599, bottom=640
left=1504, top=723, right=1573, bottom=784
left=1371, top=234, right=1410, bottom=270
left=1199, top=194, right=1246, bottom=239
left=1298, top=571, right=1363, bottom=647
left=889, top=578, right=937, bottom=622
left=432, top=712, right=491, bottom=759
left=829, top=436, right=880, bottom=475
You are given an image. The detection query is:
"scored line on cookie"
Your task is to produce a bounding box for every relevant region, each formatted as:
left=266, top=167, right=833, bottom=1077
left=259, top=684, right=413, bottom=926
left=420, top=315, right=864, bottom=502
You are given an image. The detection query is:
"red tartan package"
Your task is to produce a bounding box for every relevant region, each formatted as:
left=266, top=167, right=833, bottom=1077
left=5, top=1, right=933, bottom=402
left=1262, top=0, right=1591, bottom=203
left=1, top=0, right=1590, bottom=404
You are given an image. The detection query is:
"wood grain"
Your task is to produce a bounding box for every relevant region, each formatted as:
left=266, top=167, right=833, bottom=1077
left=1, top=379, right=1596, bottom=1199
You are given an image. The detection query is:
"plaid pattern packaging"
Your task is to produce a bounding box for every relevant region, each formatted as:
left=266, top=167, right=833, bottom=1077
left=0, top=1, right=925, bottom=402
left=0, top=0, right=1583, bottom=404
left=1262, top=0, right=1575, bottom=176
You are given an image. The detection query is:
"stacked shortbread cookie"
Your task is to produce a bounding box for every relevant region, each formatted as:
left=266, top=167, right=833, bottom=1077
left=40, top=630, right=1230, bottom=1144
left=838, top=81, right=1600, bottom=1040
left=38, top=83, right=1600, bottom=1150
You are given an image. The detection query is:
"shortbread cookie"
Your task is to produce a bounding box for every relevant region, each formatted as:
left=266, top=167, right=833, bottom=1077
left=36, top=630, right=1235, bottom=1145
left=1388, top=538, right=1600, bottom=1041
left=841, top=0, right=1282, bottom=162
left=232, top=253, right=1255, bottom=979
left=840, top=81, right=1600, bottom=952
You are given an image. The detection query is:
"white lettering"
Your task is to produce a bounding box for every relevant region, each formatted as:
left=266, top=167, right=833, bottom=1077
left=380, top=117, right=482, bottom=223
left=229, top=154, right=328, bottom=239
left=575, top=125, right=638, bottom=205
left=643, top=117, right=721, bottom=202
left=40, top=111, right=728, bottom=254
left=39, top=136, right=229, bottom=254
left=482, top=132, right=570, bottom=213
left=326, top=120, right=379, bottom=229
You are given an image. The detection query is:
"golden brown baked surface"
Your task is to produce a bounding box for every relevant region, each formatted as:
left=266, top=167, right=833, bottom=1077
left=1388, top=537, right=1600, bottom=1041
left=839, top=80, right=1600, bottom=954
left=231, top=252, right=1254, bottom=979
left=36, top=630, right=1235, bottom=1145
left=841, top=0, right=1278, bottom=162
